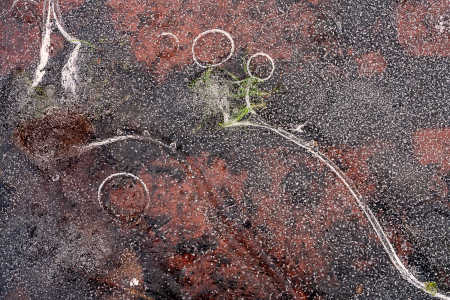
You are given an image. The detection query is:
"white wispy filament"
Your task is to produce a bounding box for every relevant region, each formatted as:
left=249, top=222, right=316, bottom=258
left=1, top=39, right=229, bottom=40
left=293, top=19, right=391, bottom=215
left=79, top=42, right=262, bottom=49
left=31, top=0, right=82, bottom=97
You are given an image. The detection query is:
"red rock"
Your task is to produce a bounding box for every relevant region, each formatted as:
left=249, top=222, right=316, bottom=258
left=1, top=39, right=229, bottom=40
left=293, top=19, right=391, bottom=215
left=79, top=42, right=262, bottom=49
left=62, top=143, right=384, bottom=298
left=356, top=51, right=387, bottom=77
left=106, top=0, right=338, bottom=80
left=413, top=128, right=450, bottom=173
left=396, top=0, right=450, bottom=57
left=49, top=33, right=65, bottom=57
left=0, top=2, right=40, bottom=75
left=94, top=152, right=312, bottom=298
left=54, top=0, right=85, bottom=13
left=14, top=111, right=95, bottom=164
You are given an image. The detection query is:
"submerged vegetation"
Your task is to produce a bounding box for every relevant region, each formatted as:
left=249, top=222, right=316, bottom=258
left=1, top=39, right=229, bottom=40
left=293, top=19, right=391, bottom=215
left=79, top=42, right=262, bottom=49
left=189, top=61, right=280, bottom=128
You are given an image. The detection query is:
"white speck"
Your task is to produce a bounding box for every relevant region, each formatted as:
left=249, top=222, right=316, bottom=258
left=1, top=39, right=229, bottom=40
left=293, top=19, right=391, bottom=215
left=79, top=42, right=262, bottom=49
left=51, top=173, right=60, bottom=182
left=129, top=278, right=139, bottom=287
left=435, top=15, right=449, bottom=34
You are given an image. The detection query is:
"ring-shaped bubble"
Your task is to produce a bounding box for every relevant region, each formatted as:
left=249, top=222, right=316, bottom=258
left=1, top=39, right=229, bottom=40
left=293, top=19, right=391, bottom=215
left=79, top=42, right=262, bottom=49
left=159, top=32, right=180, bottom=50
left=97, top=172, right=150, bottom=218
left=246, top=52, right=275, bottom=81
left=192, top=29, right=235, bottom=68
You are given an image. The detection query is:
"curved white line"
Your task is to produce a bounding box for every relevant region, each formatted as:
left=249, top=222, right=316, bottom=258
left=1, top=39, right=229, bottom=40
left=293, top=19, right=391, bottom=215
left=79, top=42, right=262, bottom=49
left=159, top=32, right=180, bottom=49
left=97, top=172, right=151, bottom=218
left=192, top=29, right=235, bottom=68
left=246, top=52, right=275, bottom=82
left=224, top=88, right=450, bottom=299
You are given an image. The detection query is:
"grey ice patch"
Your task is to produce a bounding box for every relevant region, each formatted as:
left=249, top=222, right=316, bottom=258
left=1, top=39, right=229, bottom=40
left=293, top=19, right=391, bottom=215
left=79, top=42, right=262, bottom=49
left=191, top=74, right=232, bottom=122
left=313, top=80, right=398, bottom=146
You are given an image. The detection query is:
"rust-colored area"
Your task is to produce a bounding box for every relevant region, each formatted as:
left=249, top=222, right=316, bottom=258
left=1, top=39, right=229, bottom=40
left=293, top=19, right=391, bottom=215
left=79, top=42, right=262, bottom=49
left=53, top=0, right=85, bottom=12
left=0, top=0, right=40, bottom=76
left=413, top=128, right=449, bottom=201
left=413, top=128, right=450, bottom=173
left=95, top=143, right=383, bottom=298
left=324, top=144, right=381, bottom=196
left=4, top=287, right=30, bottom=300
left=396, top=0, right=449, bottom=57
left=99, top=249, right=145, bottom=297
left=95, top=153, right=310, bottom=298
left=107, top=0, right=339, bottom=80
left=14, top=111, right=94, bottom=163
left=0, top=0, right=85, bottom=76
left=107, top=178, right=148, bottom=219
left=356, top=51, right=387, bottom=77
left=49, top=33, right=65, bottom=58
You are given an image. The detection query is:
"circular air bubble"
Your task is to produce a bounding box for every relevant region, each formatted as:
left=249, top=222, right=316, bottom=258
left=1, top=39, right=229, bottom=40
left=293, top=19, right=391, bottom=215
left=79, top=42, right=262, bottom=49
left=246, top=52, right=275, bottom=81
left=98, top=172, right=150, bottom=218
left=159, top=32, right=180, bottom=47
left=158, top=32, right=180, bottom=57
left=192, top=29, right=235, bottom=68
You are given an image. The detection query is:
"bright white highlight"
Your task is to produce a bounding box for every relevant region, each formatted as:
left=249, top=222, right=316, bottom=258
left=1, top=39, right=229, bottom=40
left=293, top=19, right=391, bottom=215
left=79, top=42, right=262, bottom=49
left=31, top=0, right=52, bottom=91
left=129, top=278, right=140, bottom=287
left=77, top=134, right=170, bottom=154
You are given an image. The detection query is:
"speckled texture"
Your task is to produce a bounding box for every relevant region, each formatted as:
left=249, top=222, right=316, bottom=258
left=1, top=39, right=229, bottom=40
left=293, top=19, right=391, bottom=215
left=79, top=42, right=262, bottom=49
left=1, top=0, right=449, bottom=299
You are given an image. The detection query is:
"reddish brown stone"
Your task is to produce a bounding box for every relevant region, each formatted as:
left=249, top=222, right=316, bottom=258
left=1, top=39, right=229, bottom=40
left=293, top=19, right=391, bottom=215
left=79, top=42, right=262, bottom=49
left=396, top=0, right=449, bottom=57
left=94, top=153, right=312, bottom=298
left=356, top=51, right=387, bottom=77
left=49, top=33, right=65, bottom=57
left=0, top=1, right=40, bottom=75
left=413, top=128, right=450, bottom=173
left=14, top=111, right=95, bottom=164
left=106, top=0, right=338, bottom=80
left=64, top=142, right=383, bottom=298
left=108, top=180, right=148, bottom=218
left=55, top=0, right=85, bottom=13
